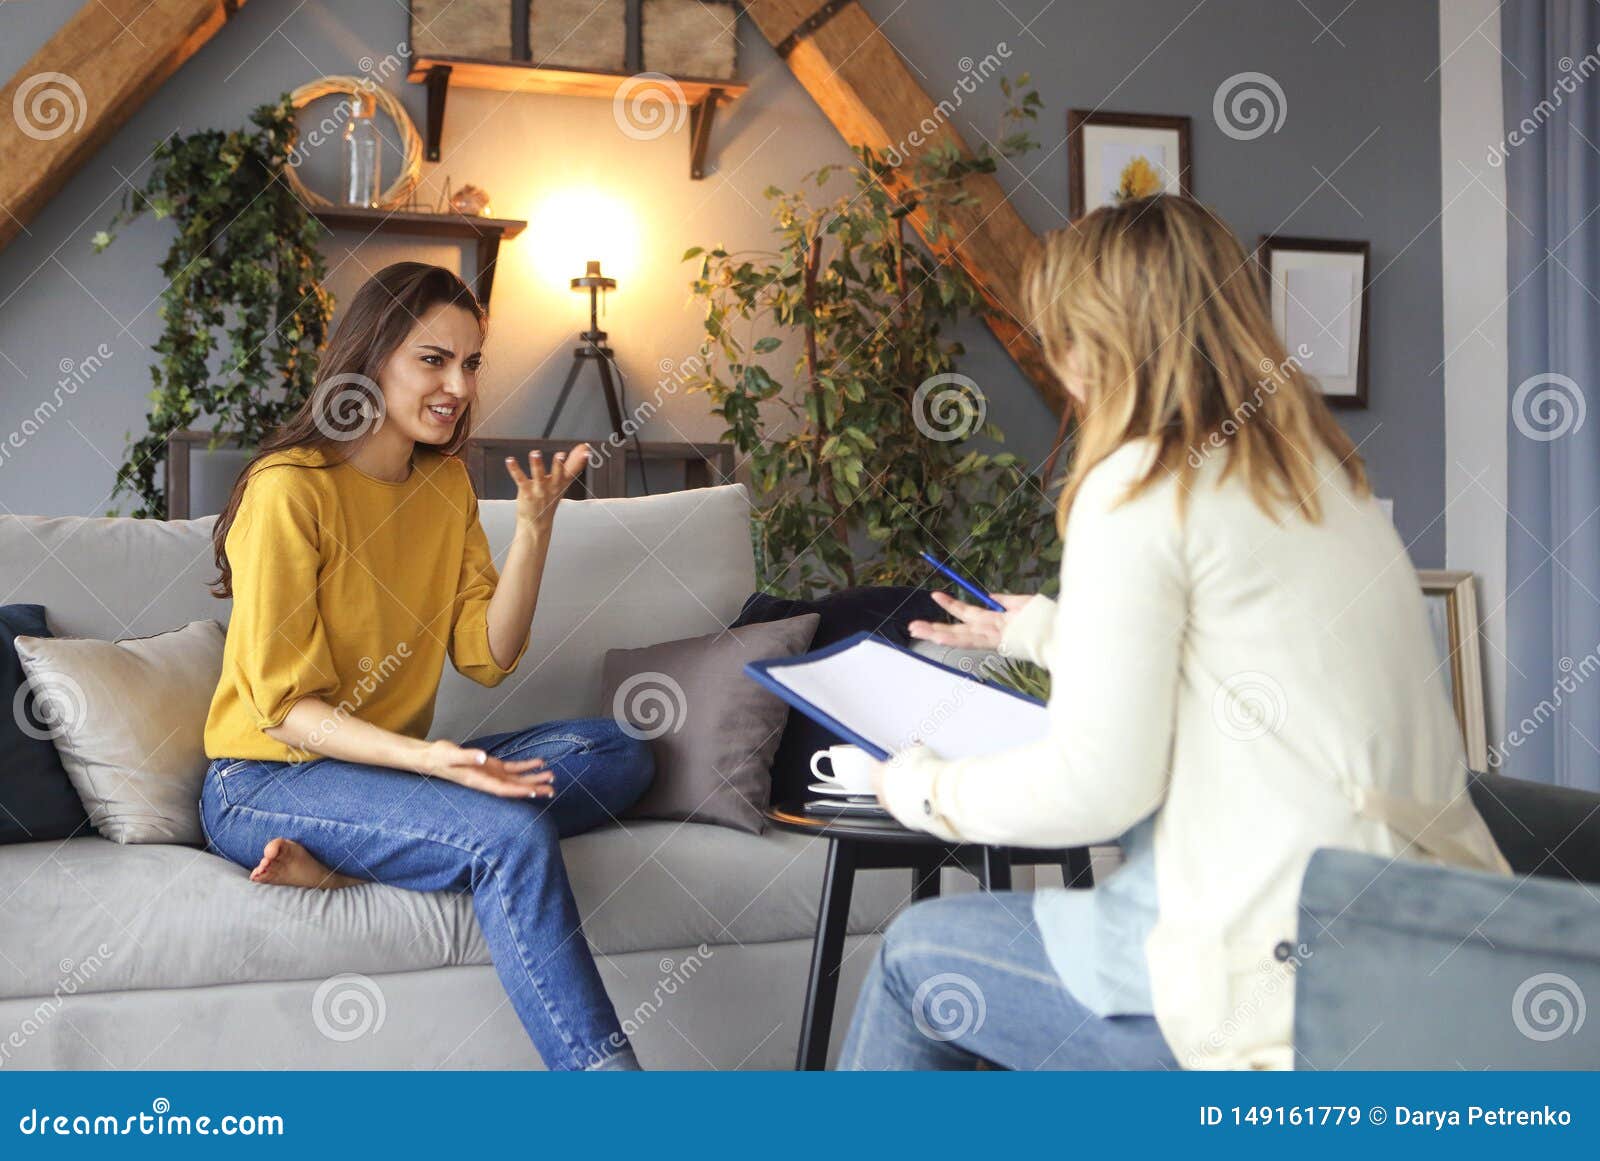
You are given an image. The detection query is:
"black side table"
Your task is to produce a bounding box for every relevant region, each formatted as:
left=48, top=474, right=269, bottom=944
left=766, top=803, right=1095, bottom=1071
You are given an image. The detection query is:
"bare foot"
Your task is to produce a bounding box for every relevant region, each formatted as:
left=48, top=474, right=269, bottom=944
left=249, top=838, right=360, bottom=890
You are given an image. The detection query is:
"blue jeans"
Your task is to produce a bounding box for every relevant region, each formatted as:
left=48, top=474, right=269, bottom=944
left=198, top=717, right=654, bottom=1071
left=839, top=891, right=1178, bottom=1070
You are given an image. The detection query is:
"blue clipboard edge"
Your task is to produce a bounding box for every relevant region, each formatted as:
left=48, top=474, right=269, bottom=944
left=743, top=629, right=1046, bottom=762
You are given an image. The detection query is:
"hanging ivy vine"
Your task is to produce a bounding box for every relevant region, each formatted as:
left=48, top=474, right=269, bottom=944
left=93, top=95, right=332, bottom=518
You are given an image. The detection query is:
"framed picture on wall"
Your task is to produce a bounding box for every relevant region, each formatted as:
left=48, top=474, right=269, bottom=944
left=1257, top=235, right=1371, bottom=409
left=1066, top=110, right=1191, bottom=219
left=1418, top=569, right=1489, bottom=772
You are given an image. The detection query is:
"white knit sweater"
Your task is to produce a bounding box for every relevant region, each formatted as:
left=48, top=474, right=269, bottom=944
left=880, top=439, right=1510, bottom=1069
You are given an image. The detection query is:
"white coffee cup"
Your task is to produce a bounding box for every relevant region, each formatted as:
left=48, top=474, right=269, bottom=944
left=809, top=744, right=876, bottom=793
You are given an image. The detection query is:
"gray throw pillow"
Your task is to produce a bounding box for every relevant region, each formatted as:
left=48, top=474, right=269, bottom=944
left=602, top=614, right=820, bottom=834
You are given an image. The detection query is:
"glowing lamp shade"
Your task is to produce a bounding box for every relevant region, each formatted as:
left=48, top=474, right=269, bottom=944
left=529, top=188, right=639, bottom=291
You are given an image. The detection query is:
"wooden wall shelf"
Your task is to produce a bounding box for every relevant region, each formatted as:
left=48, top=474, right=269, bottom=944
left=308, top=206, right=526, bottom=310
left=406, top=55, right=747, bottom=179
left=163, top=431, right=737, bottom=518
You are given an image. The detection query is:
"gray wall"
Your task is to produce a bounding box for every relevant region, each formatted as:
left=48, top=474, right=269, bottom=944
left=0, top=0, right=1445, bottom=563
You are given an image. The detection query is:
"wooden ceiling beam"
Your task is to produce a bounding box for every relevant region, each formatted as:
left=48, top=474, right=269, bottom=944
left=0, top=0, right=248, bottom=257
left=743, top=0, right=1065, bottom=415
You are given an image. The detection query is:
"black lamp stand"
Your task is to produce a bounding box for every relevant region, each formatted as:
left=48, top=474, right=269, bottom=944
left=540, top=260, right=649, bottom=493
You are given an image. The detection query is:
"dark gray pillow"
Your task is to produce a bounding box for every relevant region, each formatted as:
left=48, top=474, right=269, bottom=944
left=602, top=614, right=820, bottom=834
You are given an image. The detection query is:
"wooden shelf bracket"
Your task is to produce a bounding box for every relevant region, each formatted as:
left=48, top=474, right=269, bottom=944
left=408, top=56, right=745, bottom=180
left=688, top=88, right=727, bottom=180
left=423, top=63, right=451, bottom=163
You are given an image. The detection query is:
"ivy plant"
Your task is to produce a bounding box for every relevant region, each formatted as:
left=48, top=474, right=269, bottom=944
left=93, top=96, right=331, bottom=518
left=685, top=76, right=1063, bottom=599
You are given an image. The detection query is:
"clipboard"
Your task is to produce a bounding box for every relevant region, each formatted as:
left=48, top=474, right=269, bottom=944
left=744, top=630, right=1048, bottom=761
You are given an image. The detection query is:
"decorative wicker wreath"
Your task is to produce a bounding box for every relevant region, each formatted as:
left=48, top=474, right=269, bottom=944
left=284, top=76, right=424, bottom=210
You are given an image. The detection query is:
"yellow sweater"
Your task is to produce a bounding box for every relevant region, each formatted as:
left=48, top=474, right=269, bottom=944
left=204, top=444, right=529, bottom=762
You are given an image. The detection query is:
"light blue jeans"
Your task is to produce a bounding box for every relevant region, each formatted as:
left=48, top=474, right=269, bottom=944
left=839, top=891, right=1178, bottom=1070
left=199, top=717, right=654, bottom=1071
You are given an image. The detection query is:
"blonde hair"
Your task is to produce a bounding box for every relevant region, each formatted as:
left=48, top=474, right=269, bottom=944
left=1021, top=196, right=1367, bottom=534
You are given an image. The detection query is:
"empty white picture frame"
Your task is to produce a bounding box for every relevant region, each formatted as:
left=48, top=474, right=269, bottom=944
left=1258, top=235, right=1371, bottom=409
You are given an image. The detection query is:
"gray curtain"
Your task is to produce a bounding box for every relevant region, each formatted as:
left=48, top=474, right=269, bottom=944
left=1503, top=1, right=1600, bottom=790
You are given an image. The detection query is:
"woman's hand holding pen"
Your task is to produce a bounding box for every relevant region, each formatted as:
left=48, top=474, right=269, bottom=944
left=506, top=443, right=592, bottom=532
left=907, top=591, right=1036, bottom=651
left=414, top=739, right=555, bottom=799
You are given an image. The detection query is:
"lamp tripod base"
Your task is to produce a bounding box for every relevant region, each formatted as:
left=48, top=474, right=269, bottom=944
left=540, top=331, right=650, bottom=494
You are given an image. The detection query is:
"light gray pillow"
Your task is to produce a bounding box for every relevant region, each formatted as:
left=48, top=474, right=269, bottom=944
left=13, top=620, right=224, bottom=845
left=602, top=613, right=820, bottom=834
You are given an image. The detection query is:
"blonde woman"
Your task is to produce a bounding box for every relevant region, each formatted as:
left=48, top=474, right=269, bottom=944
left=840, top=196, right=1510, bottom=1071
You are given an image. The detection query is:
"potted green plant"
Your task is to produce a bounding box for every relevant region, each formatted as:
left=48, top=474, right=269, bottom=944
left=93, top=96, right=332, bottom=518
left=684, top=77, right=1062, bottom=601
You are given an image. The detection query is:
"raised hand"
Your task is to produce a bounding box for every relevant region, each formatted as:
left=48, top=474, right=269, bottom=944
left=906, top=590, right=1036, bottom=652
left=505, top=443, right=591, bottom=530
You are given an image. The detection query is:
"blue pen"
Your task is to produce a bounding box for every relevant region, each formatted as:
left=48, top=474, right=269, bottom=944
left=918, top=550, right=1005, bottom=612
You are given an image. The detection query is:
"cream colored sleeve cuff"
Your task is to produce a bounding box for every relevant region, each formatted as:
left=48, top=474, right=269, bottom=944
left=879, top=742, right=962, bottom=842
left=998, top=594, right=1058, bottom=668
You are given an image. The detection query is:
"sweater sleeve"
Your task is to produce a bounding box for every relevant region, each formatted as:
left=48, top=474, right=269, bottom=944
left=879, top=445, right=1185, bottom=847
left=998, top=593, right=1058, bottom=668
left=449, top=484, right=529, bottom=687
left=226, top=467, right=342, bottom=730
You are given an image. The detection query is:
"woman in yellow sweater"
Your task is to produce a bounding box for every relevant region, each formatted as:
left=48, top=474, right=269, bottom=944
left=200, top=262, right=655, bottom=1071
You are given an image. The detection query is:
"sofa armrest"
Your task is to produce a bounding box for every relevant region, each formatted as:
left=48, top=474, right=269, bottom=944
left=1293, top=847, right=1600, bottom=1069
left=1469, top=771, right=1600, bottom=885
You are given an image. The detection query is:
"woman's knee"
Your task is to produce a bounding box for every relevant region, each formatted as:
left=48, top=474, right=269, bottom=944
left=878, top=897, right=948, bottom=984
left=884, top=893, right=994, bottom=951
left=574, top=716, right=655, bottom=807
left=472, top=797, right=560, bottom=863
left=878, top=893, right=1030, bottom=990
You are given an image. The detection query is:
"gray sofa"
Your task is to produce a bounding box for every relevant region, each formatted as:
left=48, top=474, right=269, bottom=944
left=0, top=483, right=912, bottom=1069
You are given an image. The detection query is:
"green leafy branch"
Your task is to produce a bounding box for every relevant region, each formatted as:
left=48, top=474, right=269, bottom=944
left=95, top=96, right=332, bottom=518
left=683, top=74, right=1061, bottom=599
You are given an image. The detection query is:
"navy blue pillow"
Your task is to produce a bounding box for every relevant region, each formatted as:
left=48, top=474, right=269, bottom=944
left=731, top=586, right=946, bottom=806
left=1, top=605, right=89, bottom=845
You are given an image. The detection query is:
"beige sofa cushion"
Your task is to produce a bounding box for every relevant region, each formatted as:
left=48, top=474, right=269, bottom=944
left=13, top=620, right=224, bottom=845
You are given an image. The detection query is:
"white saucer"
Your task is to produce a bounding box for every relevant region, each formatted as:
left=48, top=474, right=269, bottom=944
left=807, top=781, right=876, bottom=798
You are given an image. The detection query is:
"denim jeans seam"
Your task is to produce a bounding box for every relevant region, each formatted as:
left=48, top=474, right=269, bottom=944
left=497, top=735, right=594, bottom=762
left=888, top=940, right=1067, bottom=991
left=213, top=763, right=295, bottom=811
left=481, top=857, right=587, bottom=1069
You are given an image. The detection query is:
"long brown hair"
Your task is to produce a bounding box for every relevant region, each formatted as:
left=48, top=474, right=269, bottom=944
left=208, top=262, right=484, bottom=597
left=1021, top=195, right=1367, bottom=534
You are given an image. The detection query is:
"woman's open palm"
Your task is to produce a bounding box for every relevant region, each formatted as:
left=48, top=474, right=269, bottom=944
left=506, top=444, right=591, bottom=529
left=907, top=590, right=1036, bottom=651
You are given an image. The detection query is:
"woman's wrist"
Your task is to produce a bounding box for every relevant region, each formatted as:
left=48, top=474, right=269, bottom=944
left=384, top=732, right=435, bottom=773
left=513, top=516, right=553, bottom=544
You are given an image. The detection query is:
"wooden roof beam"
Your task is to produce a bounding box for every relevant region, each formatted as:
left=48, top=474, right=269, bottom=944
left=0, top=0, right=248, bottom=257
left=744, top=0, right=1066, bottom=415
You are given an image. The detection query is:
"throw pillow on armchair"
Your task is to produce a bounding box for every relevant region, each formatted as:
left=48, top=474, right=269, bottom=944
left=731, top=585, right=945, bottom=805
